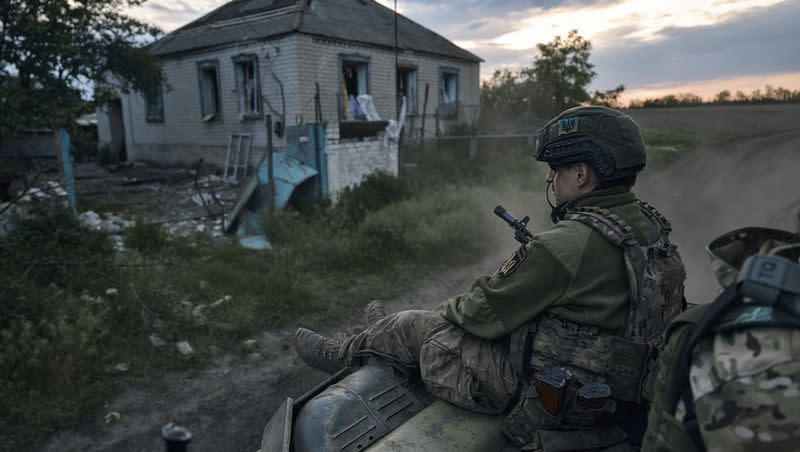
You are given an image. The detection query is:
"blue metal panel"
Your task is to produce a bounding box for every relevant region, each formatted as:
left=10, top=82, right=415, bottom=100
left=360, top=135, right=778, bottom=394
left=231, top=152, right=318, bottom=250
left=57, top=129, right=77, bottom=217
left=285, top=124, right=327, bottom=198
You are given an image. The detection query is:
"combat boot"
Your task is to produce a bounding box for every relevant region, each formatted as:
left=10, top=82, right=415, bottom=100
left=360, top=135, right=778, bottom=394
left=364, top=300, right=387, bottom=326
left=293, top=328, right=345, bottom=374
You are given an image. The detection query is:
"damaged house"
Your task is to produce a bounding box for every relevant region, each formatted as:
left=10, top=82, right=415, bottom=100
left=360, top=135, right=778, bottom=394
left=96, top=0, right=481, bottom=199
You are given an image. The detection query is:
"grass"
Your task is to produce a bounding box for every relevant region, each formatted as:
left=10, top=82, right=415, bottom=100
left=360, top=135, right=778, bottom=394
left=0, top=143, right=542, bottom=448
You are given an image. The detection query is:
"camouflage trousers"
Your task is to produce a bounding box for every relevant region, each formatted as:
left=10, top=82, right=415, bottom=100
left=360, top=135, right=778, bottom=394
left=339, top=310, right=519, bottom=415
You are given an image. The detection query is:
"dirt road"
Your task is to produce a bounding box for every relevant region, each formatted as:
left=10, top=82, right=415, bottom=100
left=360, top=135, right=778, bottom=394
left=36, top=130, right=800, bottom=452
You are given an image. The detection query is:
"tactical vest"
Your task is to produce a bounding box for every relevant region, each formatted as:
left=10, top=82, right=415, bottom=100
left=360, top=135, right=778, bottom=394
left=503, top=201, right=686, bottom=449
left=646, top=251, right=800, bottom=452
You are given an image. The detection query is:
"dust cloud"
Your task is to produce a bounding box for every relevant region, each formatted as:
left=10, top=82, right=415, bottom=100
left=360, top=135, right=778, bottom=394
left=468, top=128, right=800, bottom=304
left=636, top=130, right=800, bottom=303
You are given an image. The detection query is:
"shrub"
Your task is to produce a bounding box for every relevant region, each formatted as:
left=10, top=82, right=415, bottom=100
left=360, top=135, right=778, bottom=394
left=332, top=170, right=413, bottom=226
left=124, top=218, right=169, bottom=255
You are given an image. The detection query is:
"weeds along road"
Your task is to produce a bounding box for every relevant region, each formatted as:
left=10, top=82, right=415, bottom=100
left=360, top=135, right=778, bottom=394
left=37, top=129, right=800, bottom=452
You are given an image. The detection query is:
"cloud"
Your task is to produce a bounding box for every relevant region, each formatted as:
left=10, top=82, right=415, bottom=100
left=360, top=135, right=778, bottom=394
left=491, top=0, right=786, bottom=50
left=132, top=0, right=800, bottom=94
left=126, top=1, right=219, bottom=32
left=590, top=0, right=800, bottom=90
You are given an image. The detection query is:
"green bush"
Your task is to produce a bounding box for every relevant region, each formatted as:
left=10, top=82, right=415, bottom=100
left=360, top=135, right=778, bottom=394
left=332, top=170, right=413, bottom=226
left=0, top=209, right=120, bottom=442
left=124, top=218, right=170, bottom=255
left=355, top=187, right=489, bottom=266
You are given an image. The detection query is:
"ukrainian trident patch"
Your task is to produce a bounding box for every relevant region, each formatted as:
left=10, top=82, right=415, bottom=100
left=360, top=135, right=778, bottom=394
left=558, top=117, right=579, bottom=136
left=498, top=245, right=528, bottom=277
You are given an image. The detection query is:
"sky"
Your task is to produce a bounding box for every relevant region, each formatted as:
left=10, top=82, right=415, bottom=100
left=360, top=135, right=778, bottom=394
left=127, top=0, right=800, bottom=103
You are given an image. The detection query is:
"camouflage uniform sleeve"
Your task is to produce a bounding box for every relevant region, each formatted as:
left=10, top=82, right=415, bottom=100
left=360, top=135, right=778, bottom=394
left=435, top=238, right=573, bottom=340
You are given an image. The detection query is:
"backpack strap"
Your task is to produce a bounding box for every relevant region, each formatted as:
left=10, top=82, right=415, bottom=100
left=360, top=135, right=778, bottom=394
left=564, top=207, right=648, bottom=337
left=636, top=199, right=673, bottom=233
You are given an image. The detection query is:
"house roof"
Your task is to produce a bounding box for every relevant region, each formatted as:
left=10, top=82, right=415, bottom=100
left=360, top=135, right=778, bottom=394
left=149, top=0, right=482, bottom=63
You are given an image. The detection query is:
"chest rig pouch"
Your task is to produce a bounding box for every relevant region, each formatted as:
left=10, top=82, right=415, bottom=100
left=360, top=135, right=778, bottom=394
left=503, top=201, right=686, bottom=450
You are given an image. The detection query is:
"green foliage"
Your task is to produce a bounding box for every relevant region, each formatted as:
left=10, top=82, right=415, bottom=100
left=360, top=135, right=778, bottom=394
left=480, top=30, right=619, bottom=130
left=124, top=219, right=170, bottom=256
left=0, top=0, right=164, bottom=136
left=592, top=85, right=626, bottom=108
left=1, top=145, right=543, bottom=445
left=0, top=210, right=120, bottom=443
left=355, top=188, right=488, bottom=266
left=526, top=30, right=596, bottom=115
left=333, top=171, right=414, bottom=226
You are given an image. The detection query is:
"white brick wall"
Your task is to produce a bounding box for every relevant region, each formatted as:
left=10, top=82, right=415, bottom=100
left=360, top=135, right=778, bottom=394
left=325, top=126, right=398, bottom=201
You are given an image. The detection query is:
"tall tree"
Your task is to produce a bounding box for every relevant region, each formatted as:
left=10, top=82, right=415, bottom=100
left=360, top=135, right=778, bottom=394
left=480, top=30, right=604, bottom=129
left=524, top=29, right=596, bottom=115
left=0, top=0, right=164, bottom=137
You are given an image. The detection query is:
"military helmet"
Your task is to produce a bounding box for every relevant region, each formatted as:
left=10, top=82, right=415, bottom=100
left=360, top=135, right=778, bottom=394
left=706, top=227, right=798, bottom=288
left=535, top=106, right=646, bottom=182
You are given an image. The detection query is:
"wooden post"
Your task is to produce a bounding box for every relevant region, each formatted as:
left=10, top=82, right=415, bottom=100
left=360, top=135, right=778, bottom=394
left=420, top=83, right=429, bottom=151
left=434, top=110, right=440, bottom=153
left=266, top=115, right=275, bottom=214
left=315, top=82, right=323, bottom=124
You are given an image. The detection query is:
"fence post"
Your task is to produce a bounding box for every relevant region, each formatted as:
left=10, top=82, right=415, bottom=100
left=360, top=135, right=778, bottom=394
left=266, top=115, right=275, bottom=214
left=420, top=83, right=429, bottom=151
left=469, top=137, right=478, bottom=160
left=434, top=110, right=440, bottom=153
left=56, top=129, right=77, bottom=217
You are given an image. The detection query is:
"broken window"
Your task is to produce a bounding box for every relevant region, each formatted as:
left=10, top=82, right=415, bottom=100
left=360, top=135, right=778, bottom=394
left=340, top=55, right=369, bottom=121
left=233, top=54, right=261, bottom=119
left=439, top=68, right=459, bottom=120
left=197, top=60, right=221, bottom=122
left=397, top=67, right=417, bottom=115
left=144, top=85, right=164, bottom=122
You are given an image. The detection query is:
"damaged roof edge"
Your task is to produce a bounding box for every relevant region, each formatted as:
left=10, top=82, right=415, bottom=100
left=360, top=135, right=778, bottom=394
left=149, top=0, right=482, bottom=63
left=152, top=30, right=482, bottom=64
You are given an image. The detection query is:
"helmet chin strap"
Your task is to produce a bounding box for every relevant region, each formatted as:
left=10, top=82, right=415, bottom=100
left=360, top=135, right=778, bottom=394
left=546, top=181, right=565, bottom=224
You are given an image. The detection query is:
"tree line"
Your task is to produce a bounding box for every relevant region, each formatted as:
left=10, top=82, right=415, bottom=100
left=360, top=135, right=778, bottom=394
left=628, top=86, right=800, bottom=109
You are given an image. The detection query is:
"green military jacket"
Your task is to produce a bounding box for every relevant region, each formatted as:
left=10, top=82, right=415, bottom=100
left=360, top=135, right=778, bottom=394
left=436, top=186, right=660, bottom=339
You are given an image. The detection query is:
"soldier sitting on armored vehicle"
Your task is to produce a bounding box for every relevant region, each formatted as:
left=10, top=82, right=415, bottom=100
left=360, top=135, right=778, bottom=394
left=293, top=106, right=687, bottom=451
left=643, top=224, right=800, bottom=452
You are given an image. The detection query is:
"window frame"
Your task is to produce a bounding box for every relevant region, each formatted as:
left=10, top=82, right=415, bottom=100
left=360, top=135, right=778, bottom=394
left=438, top=66, right=460, bottom=120
left=397, top=65, right=418, bottom=116
left=338, top=53, right=372, bottom=122
left=144, top=85, right=164, bottom=123
left=232, top=53, right=262, bottom=120
left=196, top=59, right=222, bottom=122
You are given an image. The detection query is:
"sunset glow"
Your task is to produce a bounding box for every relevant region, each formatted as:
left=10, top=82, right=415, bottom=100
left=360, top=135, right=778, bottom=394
left=492, top=0, right=787, bottom=49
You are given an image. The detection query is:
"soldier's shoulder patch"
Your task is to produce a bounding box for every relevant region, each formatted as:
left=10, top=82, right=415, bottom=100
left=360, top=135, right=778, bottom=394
left=498, top=245, right=528, bottom=277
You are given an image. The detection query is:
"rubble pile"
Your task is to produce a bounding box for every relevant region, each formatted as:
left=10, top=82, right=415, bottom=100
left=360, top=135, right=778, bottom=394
left=0, top=162, right=245, bottom=243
